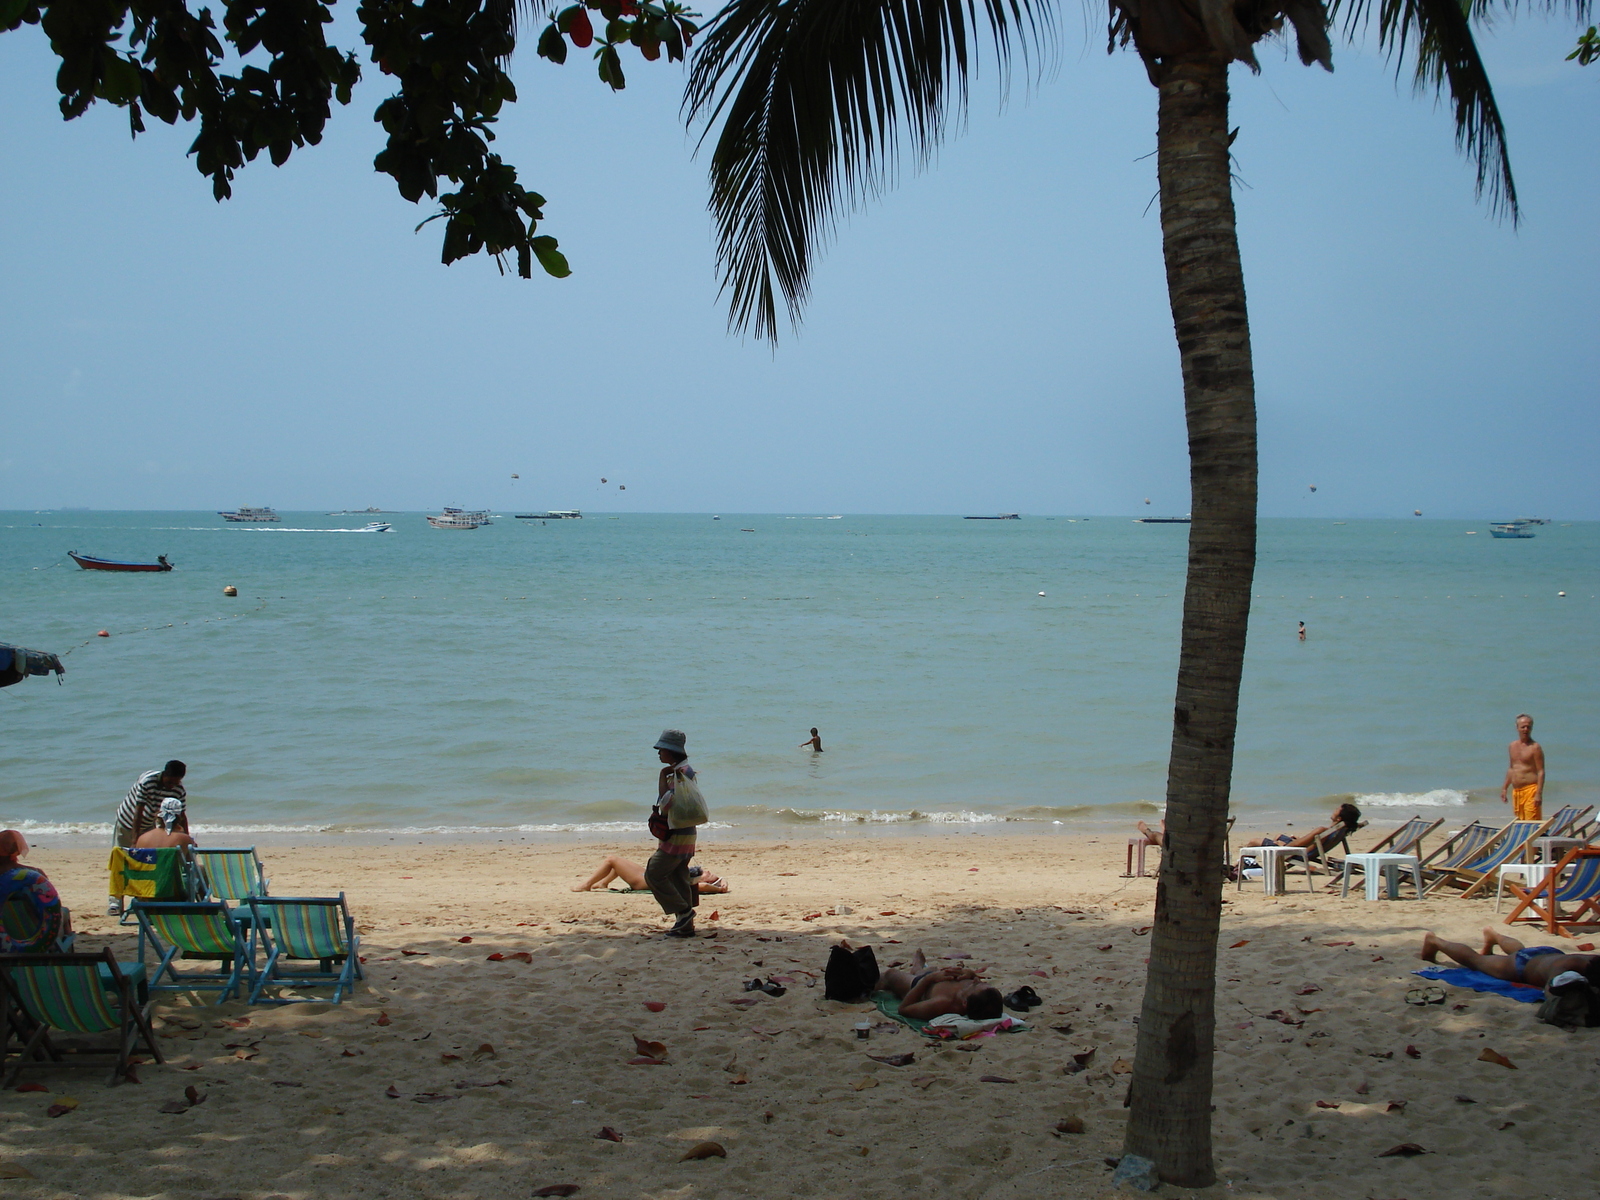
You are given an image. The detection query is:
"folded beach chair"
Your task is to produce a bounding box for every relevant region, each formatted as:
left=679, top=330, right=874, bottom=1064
left=1420, top=818, right=1552, bottom=898
left=247, top=895, right=362, bottom=1005
left=1503, top=846, right=1600, bottom=937
left=133, top=900, right=256, bottom=1004
left=0, top=949, right=162, bottom=1086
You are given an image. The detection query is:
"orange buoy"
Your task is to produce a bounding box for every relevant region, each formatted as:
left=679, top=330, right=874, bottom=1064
left=97, top=630, right=109, bottom=638
left=223, top=586, right=238, bottom=597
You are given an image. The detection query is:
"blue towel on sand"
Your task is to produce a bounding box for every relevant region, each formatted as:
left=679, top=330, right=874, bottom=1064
left=1412, top=967, right=1542, bottom=1004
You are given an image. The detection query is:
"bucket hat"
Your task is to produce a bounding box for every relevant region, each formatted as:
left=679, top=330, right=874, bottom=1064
left=654, top=729, right=688, bottom=754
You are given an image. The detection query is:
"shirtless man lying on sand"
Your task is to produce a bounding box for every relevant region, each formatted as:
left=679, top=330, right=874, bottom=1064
left=877, top=949, right=1005, bottom=1020
left=1420, top=928, right=1600, bottom=987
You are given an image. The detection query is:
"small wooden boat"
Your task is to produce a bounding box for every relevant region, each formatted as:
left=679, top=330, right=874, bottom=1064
left=1489, top=522, right=1535, bottom=539
left=69, top=551, right=173, bottom=572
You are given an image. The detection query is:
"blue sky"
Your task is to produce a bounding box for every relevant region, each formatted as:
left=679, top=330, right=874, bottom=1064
left=1, top=11, right=1594, bottom=517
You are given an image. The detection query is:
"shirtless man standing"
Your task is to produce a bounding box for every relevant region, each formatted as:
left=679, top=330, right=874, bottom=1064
left=876, top=950, right=1004, bottom=1020
left=1420, top=927, right=1598, bottom=988
left=1500, top=713, right=1545, bottom=821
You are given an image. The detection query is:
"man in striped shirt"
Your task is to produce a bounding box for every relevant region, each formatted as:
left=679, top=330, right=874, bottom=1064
left=108, top=760, right=187, bottom=914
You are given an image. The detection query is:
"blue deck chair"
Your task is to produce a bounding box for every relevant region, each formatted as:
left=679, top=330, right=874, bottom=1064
left=190, top=848, right=269, bottom=902
left=0, top=949, right=162, bottom=1086
left=1421, top=819, right=1553, bottom=898
left=133, top=900, right=255, bottom=1004
left=1504, top=848, right=1600, bottom=937
left=247, top=895, right=362, bottom=1005
left=1415, top=821, right=1499, bottom=882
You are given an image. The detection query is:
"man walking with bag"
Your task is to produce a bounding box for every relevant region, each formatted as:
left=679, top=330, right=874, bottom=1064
left=646, top=729, right=707, bottom=939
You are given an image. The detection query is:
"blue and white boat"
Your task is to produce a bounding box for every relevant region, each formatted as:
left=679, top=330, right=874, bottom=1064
left=1489, top=522, right=1535, bottom=539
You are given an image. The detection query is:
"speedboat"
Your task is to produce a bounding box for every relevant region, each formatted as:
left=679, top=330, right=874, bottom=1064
left=360, top=522, right=392, bottom=533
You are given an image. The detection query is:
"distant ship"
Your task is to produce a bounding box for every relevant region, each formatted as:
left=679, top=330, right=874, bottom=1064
left=514, top=510, right=582, bottom=520
left=428, top=507, right=491, bottom=529
left=328, top=507, right=387, bottom=516
left=218, top=506, right=279, bottom=523
left=1489, top=521, right=1536, bottom=539
left=1136, top=516, right=1191, bottom=524
left=964, top=513, right=1020, bottom=520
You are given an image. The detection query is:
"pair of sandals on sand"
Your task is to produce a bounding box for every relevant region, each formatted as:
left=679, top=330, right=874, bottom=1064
left=1405, top=985, right=1447, bottom=1006
left=1003, top=985, right=1043, bottom=1013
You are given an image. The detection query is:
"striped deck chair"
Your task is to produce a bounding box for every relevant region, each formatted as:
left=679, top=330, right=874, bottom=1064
left=1543, top=805, right=1591, bottom=837
left=0, top=949, right=161, bottom=1086
left=247, top=895, right=362, bottom=1005
left=133, top=901, right=255, bottom=1004
left=1325, top=815, right=1444, bottom=891
left=190, top=848, right=269, bottom=902
left=1414, top=820, right=1497, bottom=878
left=1503, top=847, right=1600, bottom=937
left=1421, top=818, right=1553, bottom=898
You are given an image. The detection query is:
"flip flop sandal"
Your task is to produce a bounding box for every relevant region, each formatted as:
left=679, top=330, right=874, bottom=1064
left=1423, top=986, right=1447, bottom=1005
left=1003, top=989, right=1035, bottom=1013
left=1404, top=988, right=1441, bottom=1006
left=760, top=981, right=788, bottom=997
left=743, top=977, right=765, bottom=992
left=1015, top=985, right=1042, bottom=1010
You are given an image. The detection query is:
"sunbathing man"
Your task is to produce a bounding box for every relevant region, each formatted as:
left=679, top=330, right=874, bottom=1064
left=134, top=798, right=197, bottom=850
left=876, top=949, right=1004, bottom=1020
left=571, top=855, right=729, bottom=894
left=1419, top=927, right=1600, bottom=988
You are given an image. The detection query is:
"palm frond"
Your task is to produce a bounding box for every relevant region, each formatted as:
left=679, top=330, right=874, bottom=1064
left=685, top=0, right=1057, bottom=339
left=1329, top=0, right=1592, bottom=222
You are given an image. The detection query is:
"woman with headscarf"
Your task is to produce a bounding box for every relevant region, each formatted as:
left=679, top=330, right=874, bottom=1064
left=0, top=830, right=72, bottom=953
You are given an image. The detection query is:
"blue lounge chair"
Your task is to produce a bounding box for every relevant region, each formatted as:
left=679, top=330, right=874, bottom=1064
left=133, top=900, right=256, bottom=1004
left=0, top=949, right=161, bottom=1086
left=1421, top=819, right=1553, bottom=898
left=1504, top=847, right=1600, bottom=937
left=247, top=895, right=362, bottom=1005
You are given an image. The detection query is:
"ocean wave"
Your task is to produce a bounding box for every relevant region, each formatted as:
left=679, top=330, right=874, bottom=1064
left=8, top=819, right=732, bottom=837
left=758, top=808, right=1011, bottom=824
left=1348, top=788, right=1472, bottom=808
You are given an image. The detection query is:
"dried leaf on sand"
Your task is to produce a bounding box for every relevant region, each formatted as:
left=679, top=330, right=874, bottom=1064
left=1478, top=1048, right=1517, bottom=1069
left=595, top=1126, right=623, bottom=1141
left=679, top=1141, right=726, bottom=1160
left=632, top=1036, right=667, bottom=1059
left=1377, top=1143, right=1429, bottom=1157
left=532, top=1186, right=580, bottom=1197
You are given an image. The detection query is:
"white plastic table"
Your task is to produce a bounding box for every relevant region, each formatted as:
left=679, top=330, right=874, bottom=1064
left=1236, top=845, right=1313, bottom=896
left=1495, top=862, right=1557, bottom=913
left=1532, top=837, right=1585, bottom=864
left=1340, top=853, right=1422, bottom=900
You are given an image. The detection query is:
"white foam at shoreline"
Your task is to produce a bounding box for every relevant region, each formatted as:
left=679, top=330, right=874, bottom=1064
left=1350, top=788, right=1472, bottom=808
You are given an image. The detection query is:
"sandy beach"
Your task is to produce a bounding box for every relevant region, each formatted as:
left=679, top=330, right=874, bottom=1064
left=3, top=834, right=1594, bottom=1200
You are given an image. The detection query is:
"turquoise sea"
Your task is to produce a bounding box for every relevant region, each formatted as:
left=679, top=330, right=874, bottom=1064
left=1, top=512, right=1594, bottom=844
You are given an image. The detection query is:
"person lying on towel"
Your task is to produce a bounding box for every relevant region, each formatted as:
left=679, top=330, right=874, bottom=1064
left=877, top=949, right=1004, bottom=1021
left=571, top=855, right=729, bottom=894
left=1420, top=927, right=1600, bottom=988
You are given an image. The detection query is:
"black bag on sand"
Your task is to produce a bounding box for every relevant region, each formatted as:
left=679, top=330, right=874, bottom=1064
left=824, top=945, right=881, bottom=1002
left=1536, top=975, right=1600, bottom=1029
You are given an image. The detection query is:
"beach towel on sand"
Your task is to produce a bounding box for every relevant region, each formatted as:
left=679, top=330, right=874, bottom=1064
left=872, top=991, right=1030, bottom=1038
left=1413, top=967, right=1542, bottom=1004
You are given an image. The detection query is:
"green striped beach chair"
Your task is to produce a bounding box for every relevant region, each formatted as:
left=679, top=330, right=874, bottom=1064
left=247, top=895, right=362, bottom=1005
left=0, top=949, right=161, bottom=1086
left=133, top=900, right=256, bottom=1004
left=190, top=848, right=269, bottom=902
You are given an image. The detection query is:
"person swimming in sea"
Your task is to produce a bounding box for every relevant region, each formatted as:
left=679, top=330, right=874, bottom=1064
left=799, top=727, right=823, bottom=751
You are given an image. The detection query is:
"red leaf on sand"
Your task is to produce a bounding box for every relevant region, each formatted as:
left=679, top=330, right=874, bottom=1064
left=385, top=1086, right=402, bottom=1098
left=1404, top=1045, right=1421, bottom=1059
left=375, top=1012, right=392, bottom=1026
left=1372, top=955, right=1386, bottom=962
left=708, top=911, right=720, bottom=921
left=879, top=911, right=897, bottom=916
left=533, top=1186, right=581, bottom=1197
left=1324, top=941, right=1354, bottom=947
left=1577, top=943, right=1595, bottom=952
left=1133, top=927, right=1152, bottom=935
left=485, top=953, right=506, bottom=961
left=401, top=949, right=427, bottom=957
left=1095, top=945, right=1113, bottom=952
left=440, top=1054, right=462, bottom=1063
left=1228, top=941, right=1250, bottom=949
left=1386, top=1100, right=1407, bottom=1113
left=15, top=1084, right=48, bottom=1093
left=800, top=913, right=822, bottom=921
left=1478, top=1048, right=1517, bottom=1069
left=632, top=1036, right=667, bottom=1059
left=1294, top=985, right=1321, bottom=996
left=1315, top=1100, right=1340, bottom=1109
left=595, top=1126, right=623, bottom=1142
left=341, top=1049, right=362, bottom=1057
left=1376, top=1143, right=1429, bottom=1157
left=1029, top=970, right=1049, bottom=978
left=643, top=1002, right=666, bottom=1012
left=46, top=1104, right=75, bottom=1118
left=968, top=868, right=979, bottom=872
left=457, top=936, right=473, bottom=943
left=223, top=1018, right=251, bottom=1028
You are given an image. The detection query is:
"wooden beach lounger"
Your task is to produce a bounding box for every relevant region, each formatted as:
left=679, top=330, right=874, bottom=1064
left=0, top=949, right=162, bottom=1086
left=1503, top=846, right=1600, bottom=936
left=1420, top=818, right=1553, bottom=898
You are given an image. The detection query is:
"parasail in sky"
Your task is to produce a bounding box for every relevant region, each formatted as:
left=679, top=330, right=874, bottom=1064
left=1143, top=498, right=1151, bottom=505
left=1414, top=509, right=1422, bottom=516
left=511, top=474, right=519, bottom=480
left=1308, top=484, right=1316, bottom=493
left=619, top=485, right=626, bottom=491
left=601, top=478, right=607, bottom=483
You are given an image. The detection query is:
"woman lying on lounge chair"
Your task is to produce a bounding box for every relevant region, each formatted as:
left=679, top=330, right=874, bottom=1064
left=1242, top=803, right=1362, bottom=859
left=572, top=855, right=729, bottom=894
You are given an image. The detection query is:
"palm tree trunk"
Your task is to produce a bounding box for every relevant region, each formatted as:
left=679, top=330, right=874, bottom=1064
left=1121, top=54, right=1257, bottom=1189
